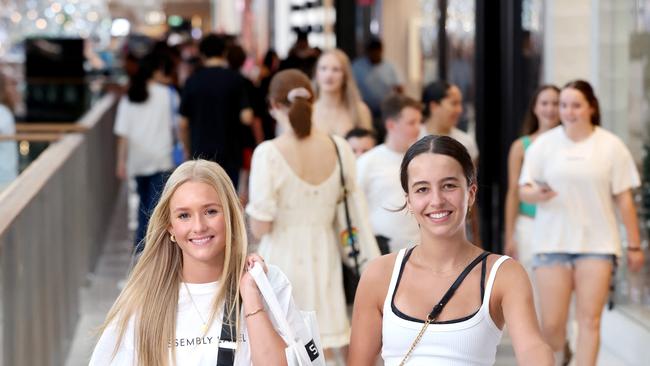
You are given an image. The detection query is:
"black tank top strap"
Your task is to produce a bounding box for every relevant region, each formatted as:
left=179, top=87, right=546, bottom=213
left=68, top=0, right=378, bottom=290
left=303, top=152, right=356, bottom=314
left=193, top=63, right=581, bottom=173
left=427, top=251, right=490, bottom=321
left=480, top=253, right=488, bottom=301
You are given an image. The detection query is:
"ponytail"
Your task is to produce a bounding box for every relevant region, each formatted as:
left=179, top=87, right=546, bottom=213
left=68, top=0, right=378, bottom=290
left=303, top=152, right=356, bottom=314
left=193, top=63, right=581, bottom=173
left=288, top=97, right=312, bottom=138
left=268, top=70, right=315, bottom=139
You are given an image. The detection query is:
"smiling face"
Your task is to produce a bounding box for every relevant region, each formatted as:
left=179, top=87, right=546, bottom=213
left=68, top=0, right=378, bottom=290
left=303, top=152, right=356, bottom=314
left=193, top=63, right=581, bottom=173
left=406, top=153, right=476, bottom=239
left=534, top=88, right=560, bottom=130
left=316, top=53, right=345, bottom=93
left=559, top=87, right=594, bottom=127
left=168, top=180, right=227, bottom=274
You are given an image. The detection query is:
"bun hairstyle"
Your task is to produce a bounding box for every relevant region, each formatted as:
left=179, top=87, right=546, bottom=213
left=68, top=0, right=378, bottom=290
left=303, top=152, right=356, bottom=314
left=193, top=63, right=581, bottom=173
left=269, top=69, right=314, bottom=138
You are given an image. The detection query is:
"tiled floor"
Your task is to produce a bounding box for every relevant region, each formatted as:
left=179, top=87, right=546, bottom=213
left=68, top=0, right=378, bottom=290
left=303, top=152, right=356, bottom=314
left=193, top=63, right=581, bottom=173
left=64, top=185, right=638, bottom=366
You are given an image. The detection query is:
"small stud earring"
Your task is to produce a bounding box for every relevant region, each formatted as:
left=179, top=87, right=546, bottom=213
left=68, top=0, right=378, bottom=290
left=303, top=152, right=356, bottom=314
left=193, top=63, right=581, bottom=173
left=170, top=234, right=176, bottom=243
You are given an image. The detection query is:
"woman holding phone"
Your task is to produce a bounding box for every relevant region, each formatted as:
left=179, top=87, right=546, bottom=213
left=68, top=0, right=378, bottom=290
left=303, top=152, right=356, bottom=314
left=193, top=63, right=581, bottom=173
left=519, top=80, right=644, bottom=365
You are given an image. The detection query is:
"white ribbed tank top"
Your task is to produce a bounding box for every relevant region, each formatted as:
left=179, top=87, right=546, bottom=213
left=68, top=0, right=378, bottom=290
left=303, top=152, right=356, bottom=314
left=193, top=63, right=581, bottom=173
left=381, top=248, right=509, bottom=366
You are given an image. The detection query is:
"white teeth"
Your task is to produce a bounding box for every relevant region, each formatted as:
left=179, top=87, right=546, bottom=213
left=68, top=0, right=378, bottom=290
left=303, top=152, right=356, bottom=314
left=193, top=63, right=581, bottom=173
left=190, top=236, right=211, bottom=245
left=428, top=211, right=451, bottom=219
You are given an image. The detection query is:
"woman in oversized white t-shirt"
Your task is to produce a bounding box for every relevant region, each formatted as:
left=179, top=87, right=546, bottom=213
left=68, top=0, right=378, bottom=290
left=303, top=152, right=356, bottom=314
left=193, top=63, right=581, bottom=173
left=90, top=160, right=302, bottom=365
left=519, top=80, right=645, bottom=365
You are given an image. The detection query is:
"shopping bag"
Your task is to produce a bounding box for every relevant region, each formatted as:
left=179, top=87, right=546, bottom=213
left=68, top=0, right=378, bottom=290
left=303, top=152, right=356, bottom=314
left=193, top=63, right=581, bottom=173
left=249, top=263, right=325, bottom=366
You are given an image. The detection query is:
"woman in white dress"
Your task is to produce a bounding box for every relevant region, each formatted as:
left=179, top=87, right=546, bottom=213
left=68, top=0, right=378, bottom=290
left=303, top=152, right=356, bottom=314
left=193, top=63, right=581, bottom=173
left=247, top=69, right=363, bottom=362
left=313, top=49, right=373, bottom=137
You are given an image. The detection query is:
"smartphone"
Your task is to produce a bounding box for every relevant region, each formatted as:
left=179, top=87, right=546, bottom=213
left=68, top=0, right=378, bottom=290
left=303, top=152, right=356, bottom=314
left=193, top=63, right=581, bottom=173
left=534, top=179, right=553, bottom=191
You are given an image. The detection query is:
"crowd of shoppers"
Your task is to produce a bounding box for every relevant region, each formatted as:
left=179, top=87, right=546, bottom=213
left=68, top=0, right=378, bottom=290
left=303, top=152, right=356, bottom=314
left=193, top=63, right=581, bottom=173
left=89, top=29, right=646, bottom=366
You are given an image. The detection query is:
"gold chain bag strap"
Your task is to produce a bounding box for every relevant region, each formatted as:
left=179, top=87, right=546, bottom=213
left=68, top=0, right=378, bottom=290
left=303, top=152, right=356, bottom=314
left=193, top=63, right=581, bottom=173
left=399, top=251, right=490, bottom=366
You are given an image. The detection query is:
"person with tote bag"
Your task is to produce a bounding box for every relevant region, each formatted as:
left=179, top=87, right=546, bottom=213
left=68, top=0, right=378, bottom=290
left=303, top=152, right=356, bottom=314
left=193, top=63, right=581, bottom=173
left=89, top=160, right=310, bottom=365
left=247, top=69, right=379, bottom=363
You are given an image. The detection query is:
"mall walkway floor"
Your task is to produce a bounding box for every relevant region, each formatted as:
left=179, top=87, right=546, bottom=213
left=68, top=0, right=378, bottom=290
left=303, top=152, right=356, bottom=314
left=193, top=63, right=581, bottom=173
left=64, top=184, right=631, bottom=366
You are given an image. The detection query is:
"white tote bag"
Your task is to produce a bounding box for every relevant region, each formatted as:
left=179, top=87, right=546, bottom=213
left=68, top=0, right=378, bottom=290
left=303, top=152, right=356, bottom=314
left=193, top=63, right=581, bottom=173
left=249, top=263, right=326, bottom=366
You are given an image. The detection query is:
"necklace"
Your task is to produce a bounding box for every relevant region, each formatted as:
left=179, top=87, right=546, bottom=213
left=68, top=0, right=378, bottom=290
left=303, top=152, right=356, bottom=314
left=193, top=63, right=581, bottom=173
left=183, top=282, right=209, bottom=333
left=413, top=248, right=476, bottom=277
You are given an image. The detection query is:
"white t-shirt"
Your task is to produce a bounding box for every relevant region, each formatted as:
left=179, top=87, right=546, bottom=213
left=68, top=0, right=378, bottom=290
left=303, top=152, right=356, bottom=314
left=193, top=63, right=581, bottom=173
left=519, top=126, right=640, bottom=256
left=0, top=104, right=18, bottom=187
left=113, top=82, right=175, bottom=177
left=419, top=126, right=480, bottom=162
left=356, top=144, right=420, bottom=251
left=89, top=266, right=304, bottom=366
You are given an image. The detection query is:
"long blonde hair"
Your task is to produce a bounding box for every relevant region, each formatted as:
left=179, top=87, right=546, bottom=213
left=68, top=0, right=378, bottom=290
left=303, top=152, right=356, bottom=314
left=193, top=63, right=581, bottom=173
left=99, top=160, right=247, bottom=365
left=314, top=49, right=365, bottom=127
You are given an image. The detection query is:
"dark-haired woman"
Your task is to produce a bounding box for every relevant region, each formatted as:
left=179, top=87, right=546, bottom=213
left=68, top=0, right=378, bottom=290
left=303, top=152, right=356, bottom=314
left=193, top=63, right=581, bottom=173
left=115, top=55, right=176, bottom=250
left=349, top=135, right=552, bottom=365
left=504, top=85, right=560, bottom=265
left=520, top=80, right=644, bottom=365
left=246, top=69, right=375, bottom=362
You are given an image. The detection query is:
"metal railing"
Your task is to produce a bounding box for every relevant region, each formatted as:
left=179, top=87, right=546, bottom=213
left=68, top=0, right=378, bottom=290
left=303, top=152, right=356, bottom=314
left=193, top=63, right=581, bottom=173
left=0, top=94, right=119, bottom=366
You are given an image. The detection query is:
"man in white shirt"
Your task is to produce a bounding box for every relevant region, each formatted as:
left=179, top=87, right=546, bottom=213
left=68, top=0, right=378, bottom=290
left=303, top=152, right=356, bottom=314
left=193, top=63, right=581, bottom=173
left=356, top=94, right=422, bottom=253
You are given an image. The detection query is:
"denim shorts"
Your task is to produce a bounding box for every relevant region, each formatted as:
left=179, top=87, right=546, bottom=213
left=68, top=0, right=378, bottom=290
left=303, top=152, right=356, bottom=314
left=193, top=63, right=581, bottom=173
left=532, top=252, right=616, bottom=269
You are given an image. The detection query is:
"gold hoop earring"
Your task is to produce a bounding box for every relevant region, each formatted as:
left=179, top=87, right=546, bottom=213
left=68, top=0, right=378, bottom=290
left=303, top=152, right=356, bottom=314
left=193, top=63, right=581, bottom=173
left=170, top=234, right=176, bottom=243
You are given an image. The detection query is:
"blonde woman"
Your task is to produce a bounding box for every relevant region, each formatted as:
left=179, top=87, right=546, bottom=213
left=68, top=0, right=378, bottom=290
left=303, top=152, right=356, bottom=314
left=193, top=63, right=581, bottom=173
left=90, top=160, right=303, bottom=365
left=313, top=49, right=373, bottom=137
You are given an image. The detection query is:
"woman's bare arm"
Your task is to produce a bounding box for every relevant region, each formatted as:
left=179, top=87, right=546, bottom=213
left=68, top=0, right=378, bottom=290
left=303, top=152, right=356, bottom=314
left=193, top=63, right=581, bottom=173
left=496, top=259, right=553, bottom=365
left=504, top=140, right=524, bottom=257
left=348, top=255, right=393, bottom=365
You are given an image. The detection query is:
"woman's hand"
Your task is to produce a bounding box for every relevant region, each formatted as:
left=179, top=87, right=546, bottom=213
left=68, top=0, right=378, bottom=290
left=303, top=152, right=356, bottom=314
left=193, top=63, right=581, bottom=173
left=534, top=184, right=556, bottom=202
left=627, top=249, right=645, bottom=272
left=519, top=183, right=557, bottom=204
left=239, top=253, right=268, bottom=310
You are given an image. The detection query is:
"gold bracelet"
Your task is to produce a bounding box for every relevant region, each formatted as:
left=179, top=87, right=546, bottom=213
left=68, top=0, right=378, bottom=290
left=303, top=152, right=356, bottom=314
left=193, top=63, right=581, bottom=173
left=245, top=307, right=264, bottom=318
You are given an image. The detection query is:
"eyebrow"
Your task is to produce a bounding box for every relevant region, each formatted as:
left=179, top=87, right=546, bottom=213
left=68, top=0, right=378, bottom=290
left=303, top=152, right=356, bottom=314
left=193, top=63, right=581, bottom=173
left=172, top=203, right=222, bottom=213
left=410, top=177, right=459, bottom=188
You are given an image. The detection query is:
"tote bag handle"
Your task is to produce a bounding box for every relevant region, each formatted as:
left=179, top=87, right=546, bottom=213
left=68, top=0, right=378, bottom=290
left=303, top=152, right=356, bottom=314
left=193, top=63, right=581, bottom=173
left=249, top=263, right=297, bottom=343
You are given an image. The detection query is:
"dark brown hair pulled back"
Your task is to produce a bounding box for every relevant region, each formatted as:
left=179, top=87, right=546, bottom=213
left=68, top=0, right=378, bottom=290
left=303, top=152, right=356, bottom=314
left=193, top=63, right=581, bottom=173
left=400, top=135, right=476, bottom=193
left=268, top=69, right=314, bottom=138
left=562, top=79, right=601, bottom=126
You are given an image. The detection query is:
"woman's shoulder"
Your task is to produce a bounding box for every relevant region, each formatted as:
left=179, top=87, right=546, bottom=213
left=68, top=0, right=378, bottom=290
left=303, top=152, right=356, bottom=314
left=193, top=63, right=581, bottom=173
left=362, top=252, right=401, bottom=287
left=252, top=140, right=278, bottom=161
left=508, top=137, right=525, bottom=158
left=535, top=125, right=563, bottom=142
left=593, top=127, right=629, bottom=149
left=486, top=254, right=529, bottom=292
